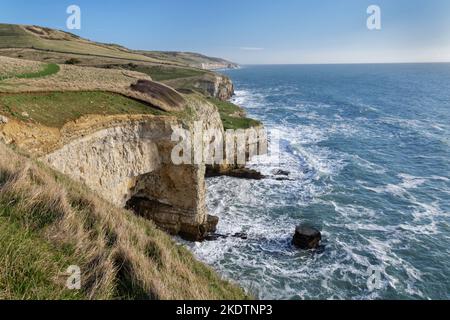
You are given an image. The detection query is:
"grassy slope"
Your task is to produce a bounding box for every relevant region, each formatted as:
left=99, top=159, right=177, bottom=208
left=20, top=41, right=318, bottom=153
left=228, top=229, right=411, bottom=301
left=0, top=91, right=164, bottom=128
left=0, top=63, right=59, bottom=81
left=0, top=24, right=237, bottom=70
left=0, top=24, right=159, bottom=63
left=137, top=51, right=238, bottom=69
left=207, top=97, right=262, bottom=130
left=117, top=64, right=207, bottom=82
left=0, top=143, right=249, bottom=300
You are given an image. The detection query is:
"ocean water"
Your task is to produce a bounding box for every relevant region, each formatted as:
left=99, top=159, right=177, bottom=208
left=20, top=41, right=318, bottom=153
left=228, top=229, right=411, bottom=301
left=189, top=64, right=450, bottom=299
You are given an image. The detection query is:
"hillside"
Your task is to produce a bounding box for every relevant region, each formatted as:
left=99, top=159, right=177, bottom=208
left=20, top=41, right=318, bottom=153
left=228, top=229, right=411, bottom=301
left=0, top=23, right=261, bottom=300
left=0, top=142, right=248, bottom=299
left=137, top=51, right=239, bottom=70
left=0, top=24, right=238, bottom=69
left=0, top=24, right=160, bottom=62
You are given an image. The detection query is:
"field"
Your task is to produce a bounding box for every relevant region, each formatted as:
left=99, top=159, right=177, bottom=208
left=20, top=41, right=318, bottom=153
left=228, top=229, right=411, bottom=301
left=0, top=63, right=60, bottom=81
left=118, top=64, right=207, bottom=81
left=0, top=91, right=164, bottom=128
left=0, top=24, right=161, bottom=63
left=0, top=56, right=186, bottom=113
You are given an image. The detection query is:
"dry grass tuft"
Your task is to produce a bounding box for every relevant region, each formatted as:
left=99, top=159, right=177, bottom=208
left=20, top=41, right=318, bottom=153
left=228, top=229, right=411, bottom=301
left=0, top=143, right=248, bottom=300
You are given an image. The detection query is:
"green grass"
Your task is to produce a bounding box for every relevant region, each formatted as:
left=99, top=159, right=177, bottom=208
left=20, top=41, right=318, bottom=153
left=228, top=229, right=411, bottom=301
left=0, top=63, right=60, bottom=81
left=0, top=91, right=165, bottom=127
left=0, top=215, right=85, bottom=300
left=16, top=63, right=60, bottom=79
left=121, top=64, right=207, bottom=81
left=207, top=97, right=262, bottom=130
left=220, top=115, right=262, bottom=130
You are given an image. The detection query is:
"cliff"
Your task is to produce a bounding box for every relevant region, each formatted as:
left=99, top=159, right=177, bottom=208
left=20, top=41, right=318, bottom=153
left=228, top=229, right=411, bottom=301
left=0, top=141, right=248, bottom=299
left=163, top=72, right=235, bottom=101
left=0, top=32, right=260, bottom=242
left=0, top=22, right=262, bottom=301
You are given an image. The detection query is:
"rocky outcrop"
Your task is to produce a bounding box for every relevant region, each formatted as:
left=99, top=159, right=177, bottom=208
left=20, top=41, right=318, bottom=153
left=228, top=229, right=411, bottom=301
left=206, top=167, right=264, bottom=180
left=205, top=124, right=267, bottom=178
left=39, top=114, right=214, bottom=241
left=292, top=225, right=322, bottom=250
left=193, top=74, right=234, bottom=101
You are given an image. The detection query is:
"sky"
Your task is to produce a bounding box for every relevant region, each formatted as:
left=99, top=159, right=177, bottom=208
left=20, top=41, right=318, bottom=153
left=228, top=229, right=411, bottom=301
left=1, top=0, right=450, bottom=64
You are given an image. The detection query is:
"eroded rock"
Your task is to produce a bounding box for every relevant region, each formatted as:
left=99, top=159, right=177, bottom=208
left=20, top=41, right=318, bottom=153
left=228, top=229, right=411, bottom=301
left=292, top=225, right=322, bottom=250
left=206, top=166, right=264, bottom=180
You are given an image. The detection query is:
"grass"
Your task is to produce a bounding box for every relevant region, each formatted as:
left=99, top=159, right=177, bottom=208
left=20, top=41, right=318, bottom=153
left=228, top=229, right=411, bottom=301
left=220, top=115, right=262, bottom=130
left=121, top=64, right=207, bottom=82
left=0, top=63, right=60, bottom=81
left=0, top=24, right=161, bottom=63
left=0, top=56, right=186, bottom=113
left=0, top=91, right=164, bottom=128
left=0, top=142, right=249, bottom=300
left=207, top=97, right=262, bottom=130
left=0, top=217, right=84, bottom=299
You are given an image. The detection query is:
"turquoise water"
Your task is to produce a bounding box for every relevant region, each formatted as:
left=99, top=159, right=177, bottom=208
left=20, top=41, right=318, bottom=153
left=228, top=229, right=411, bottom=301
left=190, top=64, right=450, bottom=299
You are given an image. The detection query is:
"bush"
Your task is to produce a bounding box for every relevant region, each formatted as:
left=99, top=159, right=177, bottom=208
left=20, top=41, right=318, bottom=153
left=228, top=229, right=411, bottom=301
left=65, top=58, right=81, bottom=65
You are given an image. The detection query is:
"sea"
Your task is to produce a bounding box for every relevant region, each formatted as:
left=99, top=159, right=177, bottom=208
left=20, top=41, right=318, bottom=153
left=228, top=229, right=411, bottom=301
left=187, top=64, right=450, bottom=300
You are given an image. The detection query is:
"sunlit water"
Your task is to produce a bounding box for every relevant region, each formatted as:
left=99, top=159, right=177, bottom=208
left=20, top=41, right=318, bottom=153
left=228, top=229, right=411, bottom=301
left=186, top=64, right=450, bottom=299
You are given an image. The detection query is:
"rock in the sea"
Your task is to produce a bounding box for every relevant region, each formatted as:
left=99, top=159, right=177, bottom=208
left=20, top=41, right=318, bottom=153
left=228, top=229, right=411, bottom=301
left=272, top=169, right=290, bottom=176
left=229, top=168, right=264, bottom=180
left=292, top=225, right=321, bottom=250
left=204, top=233, right=227, bottom=241
left=232, top=232, right=248, bottom=240
left=206, top=215, right=219, bottom=233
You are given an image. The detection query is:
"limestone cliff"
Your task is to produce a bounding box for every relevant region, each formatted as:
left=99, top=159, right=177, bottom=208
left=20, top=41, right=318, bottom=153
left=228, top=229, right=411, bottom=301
left=0, top=55, right=260, bottom=242
left=193, top=73, right=235, bottom=101
left=164, top=73, right=235, bottom=101
left=0, top=97, right=226, bottom=241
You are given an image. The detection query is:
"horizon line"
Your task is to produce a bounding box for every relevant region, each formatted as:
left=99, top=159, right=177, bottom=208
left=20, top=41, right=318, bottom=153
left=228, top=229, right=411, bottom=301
left=234, top=61, right=450, bottom=66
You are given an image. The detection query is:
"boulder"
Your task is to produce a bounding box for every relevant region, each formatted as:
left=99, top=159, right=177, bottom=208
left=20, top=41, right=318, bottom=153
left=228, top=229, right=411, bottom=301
left=204, top=233, right=227, bottom=241
left=272, top=169, right=290, bottom=176
left=292, top=225, right=321, bottom=250
left=0, top=115, right=8, bottom=124
left=206, top=214, right=219, bottom=233
left=232, top=232, right=248, bottom=240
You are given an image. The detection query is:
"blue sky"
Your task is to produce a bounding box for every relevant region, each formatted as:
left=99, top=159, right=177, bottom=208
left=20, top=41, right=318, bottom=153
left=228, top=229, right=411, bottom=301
left=1, top=0, right=450, bottom=64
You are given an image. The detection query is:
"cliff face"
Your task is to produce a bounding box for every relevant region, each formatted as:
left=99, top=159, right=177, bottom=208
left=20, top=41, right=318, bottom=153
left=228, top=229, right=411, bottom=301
left=193, top=74, right=235, bottom=100
left=0, top=54, right=261, bottom=243
left=163, top=73, right=235, bottom=101
left=39, top=114, right=216, bottom=241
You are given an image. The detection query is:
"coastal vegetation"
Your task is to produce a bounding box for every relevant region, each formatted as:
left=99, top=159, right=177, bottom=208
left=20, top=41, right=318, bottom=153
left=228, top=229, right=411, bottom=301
left=0, top=143, right=248, bottom=299
left=208, top=97, right=262, bottom=130
left=0, top=91, right=164, bottom=128
left=0, top=23, right=261, bottom=300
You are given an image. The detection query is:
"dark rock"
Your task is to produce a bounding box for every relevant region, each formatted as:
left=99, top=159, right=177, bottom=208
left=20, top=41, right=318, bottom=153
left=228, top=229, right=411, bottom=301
left=206, top=215, right=219, bottom=233
left=292, top=225, right=321, bottom=250
left=206, top=165, right=264, bottom=180
left=204, top=233, right=227, bottom=241
left=232, top=232, right=248, bottom=240
left=225, top=168, right=264, bottom=180
left=129, top=79, right=185, bottom=111
left=272, top=169, right=290, bottom=176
